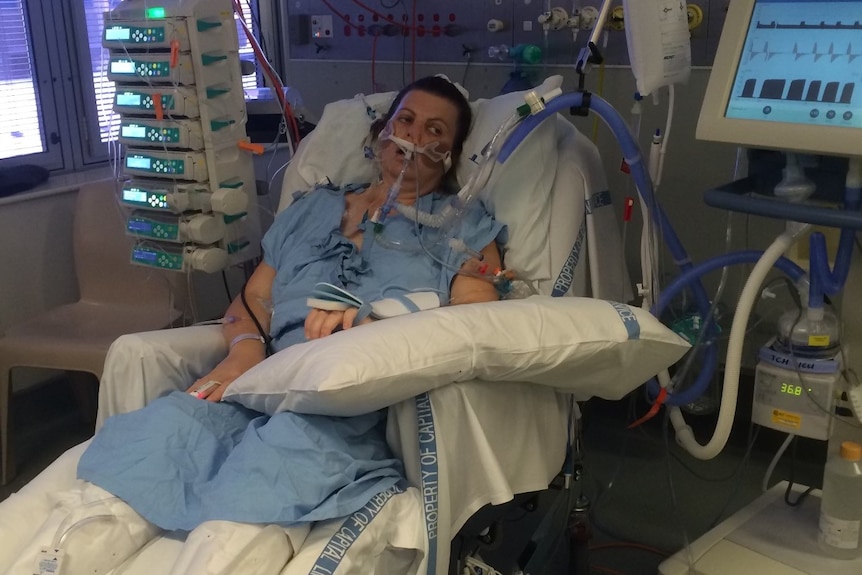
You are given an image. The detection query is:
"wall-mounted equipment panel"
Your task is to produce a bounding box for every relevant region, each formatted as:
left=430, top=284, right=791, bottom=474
left=284, top=1, right=727, bottom=68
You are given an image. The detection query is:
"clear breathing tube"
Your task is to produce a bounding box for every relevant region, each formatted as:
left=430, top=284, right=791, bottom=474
left=371, top=124, right=450, bottom=229
left=370, top=144, right=525, bottom=298
left=400, top=161, right=525, bottom=298
left=396, top=111, right=524, bottom=231
left=370, top=154, right=411, bottom=228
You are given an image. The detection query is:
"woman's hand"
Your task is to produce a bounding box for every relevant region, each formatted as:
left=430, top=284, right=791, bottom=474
left=187, top=340, right=266, bottom=402
left=304, top=308, right=372, bottom=340
left=449, top=242, right=504, bottom=305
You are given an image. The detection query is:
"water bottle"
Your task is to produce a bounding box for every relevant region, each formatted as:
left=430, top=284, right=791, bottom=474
left=819, top=440, right=862, bottom=559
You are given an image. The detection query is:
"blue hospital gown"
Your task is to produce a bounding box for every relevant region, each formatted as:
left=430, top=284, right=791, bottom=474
left=77, top=183, right=505, bottom=531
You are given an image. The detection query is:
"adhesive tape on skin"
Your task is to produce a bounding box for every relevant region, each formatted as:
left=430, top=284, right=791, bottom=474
left=382, top=128, right=448, bottom=163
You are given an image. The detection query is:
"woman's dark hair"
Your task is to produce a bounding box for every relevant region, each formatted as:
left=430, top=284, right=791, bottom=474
left=370, top=76, right=472, bottom=171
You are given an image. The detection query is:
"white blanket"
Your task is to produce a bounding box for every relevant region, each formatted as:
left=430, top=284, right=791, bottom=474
left=2, top=377, right=567, bottom=575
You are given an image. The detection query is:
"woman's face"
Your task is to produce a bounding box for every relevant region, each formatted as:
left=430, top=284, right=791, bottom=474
left=378, top=89, right=460, bottom=191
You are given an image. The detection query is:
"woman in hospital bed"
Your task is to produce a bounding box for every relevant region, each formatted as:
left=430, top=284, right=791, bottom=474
left=4, top=75, right=506, bottom=575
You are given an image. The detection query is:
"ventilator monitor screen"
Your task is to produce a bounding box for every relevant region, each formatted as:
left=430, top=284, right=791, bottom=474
left=697, top=0, right=862, bottom=156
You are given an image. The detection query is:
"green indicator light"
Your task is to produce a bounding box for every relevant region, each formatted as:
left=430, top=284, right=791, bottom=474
left=223, top=212, right=247, bottom=224
left=227, top=240, right=250, bottom=254
left=206, top=87, right=230, bottom=98
left=146, top=7, right=166, bottom=19
left=202, top=54, right=228, bottom=66
left=197, top=20, right=223, bottom=32
left=211, top=119, right=235, bottom=131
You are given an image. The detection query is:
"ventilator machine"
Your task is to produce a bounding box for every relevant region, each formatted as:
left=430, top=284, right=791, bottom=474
left=658, top=0, right=862, bottom=572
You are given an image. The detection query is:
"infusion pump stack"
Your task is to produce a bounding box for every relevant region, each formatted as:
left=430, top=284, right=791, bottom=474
left=104, top=0, right=261, bottom=274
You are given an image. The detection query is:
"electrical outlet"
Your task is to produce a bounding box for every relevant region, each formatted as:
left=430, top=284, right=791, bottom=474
left=310, top=15, right=333, bottom=39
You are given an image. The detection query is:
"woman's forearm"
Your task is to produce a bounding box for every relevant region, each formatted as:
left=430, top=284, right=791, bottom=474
left=221, top=262, right=277, bottom=359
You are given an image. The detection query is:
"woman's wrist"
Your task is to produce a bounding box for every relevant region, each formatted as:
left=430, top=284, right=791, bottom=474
left=226, top=339, right=267, bottom=368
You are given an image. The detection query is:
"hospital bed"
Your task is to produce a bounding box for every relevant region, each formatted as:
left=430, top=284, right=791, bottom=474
left=0, top=77, right=689, bottom=575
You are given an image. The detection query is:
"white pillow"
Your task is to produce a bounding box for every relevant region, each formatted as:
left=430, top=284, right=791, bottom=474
left=279, top=91, right=395, bottom=210
left=223, top=296, right=689, bottom=416
left=461, top=76, right=564, bottom=282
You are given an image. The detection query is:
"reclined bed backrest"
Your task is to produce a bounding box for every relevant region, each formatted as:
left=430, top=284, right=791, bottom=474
left=278, top=76, right=630, bottom=302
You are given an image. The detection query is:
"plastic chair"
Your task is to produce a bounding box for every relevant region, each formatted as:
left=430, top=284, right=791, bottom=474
left=0, top=179, right=187, bottom=485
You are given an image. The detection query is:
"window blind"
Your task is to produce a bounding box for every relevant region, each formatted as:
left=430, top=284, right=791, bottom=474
left=0, top=0, right=45, bottom=159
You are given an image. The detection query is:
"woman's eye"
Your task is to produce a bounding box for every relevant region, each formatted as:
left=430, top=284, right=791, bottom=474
left=429, top=126, right=442, bottom=136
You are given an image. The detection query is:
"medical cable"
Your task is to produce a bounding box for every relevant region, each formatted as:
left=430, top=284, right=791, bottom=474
left=239, top=281, right=274, bottom=356
left=187, top=270, right=199, bottom=324
left=661, top=210, right=737, bottom=411
left=667, top=423, right=759, bottom=486
left=542, top=0, right=551, bottom=80
left=589, top=33, right=610, bottom=144
left=261, top=126, right=288, bottom=220
left=763, top=433, right=795, bottom=494
left=653, top=85, right=675, bottom=191
left=221, top=270, right=233, bottom=304
left=782, top=438, right=815, bottom=507
left=704, top=422, right=760, bottom=529
left=51, top=497, right=121, bottom=551
left=461, top=45, right=473, bottom=88
left=661, top=412, right=697, bottom=570
left=233, top=0, right=300, bottom=148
